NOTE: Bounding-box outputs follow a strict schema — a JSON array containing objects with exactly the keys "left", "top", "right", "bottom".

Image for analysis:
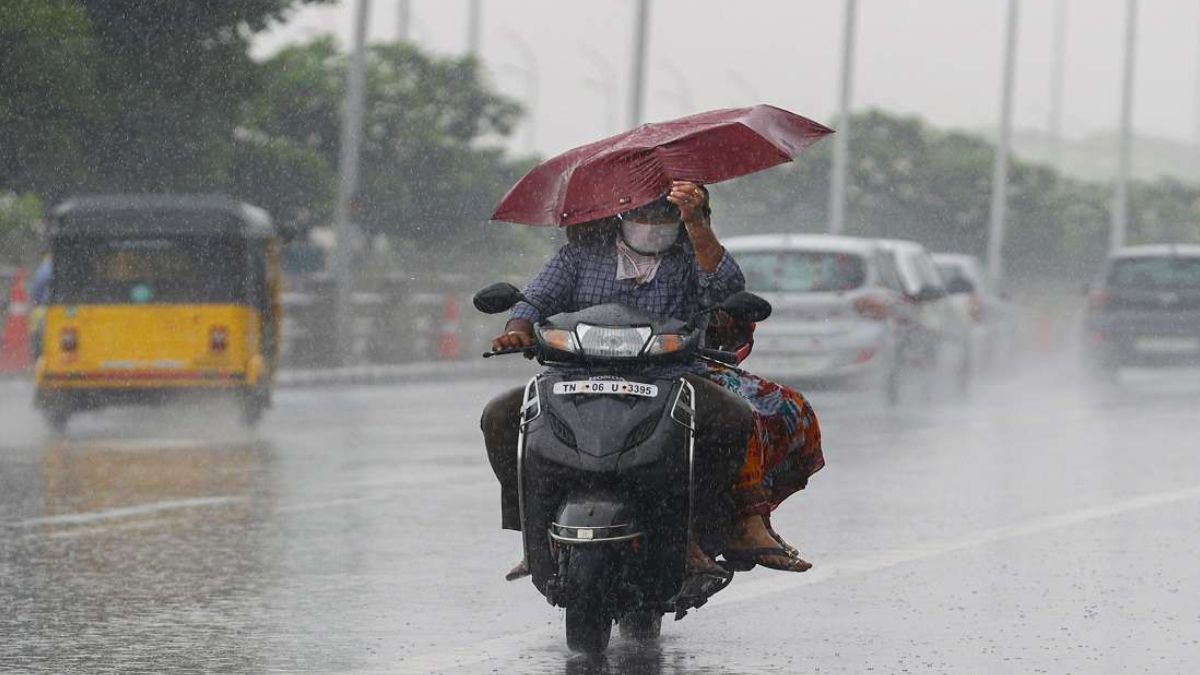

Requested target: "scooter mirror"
[
  {"left": 473, "top": 282, "right": 525, "bottom": 314},
  {"left": 719, "top": 292, "right": 772, "bottom": 322}
]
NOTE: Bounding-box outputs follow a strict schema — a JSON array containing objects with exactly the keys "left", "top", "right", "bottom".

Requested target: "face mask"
[{"left": 619, "top": 220, "right": 681, "bottom": 255}]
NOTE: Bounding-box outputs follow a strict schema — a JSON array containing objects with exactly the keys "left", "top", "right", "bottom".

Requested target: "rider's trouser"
[{"left": 480, "top": 374, "right": 752, "bottom": 542}]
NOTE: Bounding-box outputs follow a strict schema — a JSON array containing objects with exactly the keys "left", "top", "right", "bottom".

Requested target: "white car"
[
  {"left": 723, "top": 234, "right": 905, "bottom": 392},
  {"left": 931, "top": 253, "right": 1016, "bottom": 373},
  {"left": 875, "top": 239, "right": 974, "bottom": 396}
]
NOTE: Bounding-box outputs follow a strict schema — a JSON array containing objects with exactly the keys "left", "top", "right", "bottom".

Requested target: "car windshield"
[
  {"left": 935, "top": 262, "right": 967, "bottom": 282},
  {"left": 1107, "top": 256, "right": 1200, "bottom": 291},
  {"left": 738, "top": 250, "right": 867, "bottom": 293},
  {"left": 53, "top": 236, "right": 245, "bottom": 304}
]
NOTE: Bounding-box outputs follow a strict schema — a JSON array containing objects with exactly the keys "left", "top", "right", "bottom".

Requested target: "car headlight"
[
  {"left": 538, "top": 327, "right": 580, "bottom": 353},
  {"left": 575, "top": 324, "right": 652, "bottom": 358},
  {"left": 643, "top": 333, "right": 688, "bottom": 356}
]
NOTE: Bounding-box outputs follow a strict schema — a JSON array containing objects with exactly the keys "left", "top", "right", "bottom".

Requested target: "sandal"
[
  {"left": 764, "top": 515, "right": 800, "bottom": 558},
  {"left": 504, "top": 560, "right": 531, "bottom": 581},
  {"left": 720, "top": 547, "right": 812, "bottom": 573}
]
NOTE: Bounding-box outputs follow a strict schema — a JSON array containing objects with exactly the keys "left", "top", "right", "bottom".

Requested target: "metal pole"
[
  {"left": 656, "top": 60, "right": 695, "bottom": 116},
  {"left": 333, "top": 0, "right": 372, "bottom": 366},
  {"left": 1047, "top": 0, "right": 1067, "bottom": 169},
  {"left": 828, "top": 0, "right": 857, "bottom": 235},
  {"left": 467, "top": 0, "right": 482, "bottom": 55},
  {"left": 1111, "top": 0, "right": 1138, "bottom": 252},
  {"left": 397, "top": 0, "right": 410, "bottom": 42},
  {"left": 504, "top": 31, "right": 539, "bottom": 153},
  {"left": 1196, "top": 2, "right": 1200, "bottom": 147},
  {"left": 580, "top": 46, "right": 619, "bottom": 135},
  {"left": 628, "top": 0, "right": 650, "bottom": 128},
  {"left": 986, "top": 0, "right": 1019, "bottom": 289}
]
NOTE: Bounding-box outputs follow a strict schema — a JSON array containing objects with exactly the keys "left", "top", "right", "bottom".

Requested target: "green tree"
[
  {"left": 0, "top": 193, "right": 46, "bottom": 267},
  {"left": 242, "top": 39, "right": 533, "bottom": 264},
  {"left": 720, "top": 109, "right": 1200, "bottom": 289},
  {"left": 0, "top": 0, "right": 330, "bottom": 200},
  {"left": 0, "top": 1, "right": 97, "bottom": 196}
]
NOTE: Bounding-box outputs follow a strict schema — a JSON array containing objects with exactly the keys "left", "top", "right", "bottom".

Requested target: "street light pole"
[
  {"left": 1195, "top": 3, "right": 1200, "bottom": 147},
  {"left": 580, "top": 46, "right": 619, "bottom": 136},
  {"left": 828, "top": 0, "right": 857, "bottom": 235},
  {"left": 333, "top": 0, "right": 372, "bottom": 365},
  {"left": 1111, "top": 0, "right": 1138, "bottom": 253},
  {"left": 628, "top": 0, "right": 651, "bottom": 128},
  {"left": 503, "top": 30, "right": 539, "bottom": 153},
  {"left": 986, "top": 0, "right": 1019, "bottom": 289},
  {"left": 1047, "top": 0, "right": 1067, "bottom": 169},
  {"left": 467, "top": 0, "right": 482, "bottom": 55},
  {"left": 397, "top": 0, "right": 410, "bottom": 42},
  {"left": 655, "top": 60, "right": 695, "bottom": 116}
]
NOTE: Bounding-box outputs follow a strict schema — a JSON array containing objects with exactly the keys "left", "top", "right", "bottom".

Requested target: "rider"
[{"left": 481, "top": 181, "right": 824, "bottom": 577}]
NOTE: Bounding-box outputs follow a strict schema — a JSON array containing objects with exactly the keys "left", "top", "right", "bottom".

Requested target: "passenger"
[{"left": 481, "top": 181, "right": 825, "bottom": 578}]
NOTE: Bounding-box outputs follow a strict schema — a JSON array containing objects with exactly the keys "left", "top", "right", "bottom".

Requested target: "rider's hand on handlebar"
[{"left": 491, "top": 330, "right": 534, "bottom": 352}]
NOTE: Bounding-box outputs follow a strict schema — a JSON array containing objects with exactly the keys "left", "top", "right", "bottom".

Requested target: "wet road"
[{"left": 2, "top": 359, "right": 1199, "bottom": 674}]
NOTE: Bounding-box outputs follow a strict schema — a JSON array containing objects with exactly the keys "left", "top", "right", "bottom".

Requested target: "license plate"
[
  {"left": 1135, "top": 337, "right": 1200, "bottom": 354},
  {"left": 552, "top": 380, "right": 659, "bottom": 397}
]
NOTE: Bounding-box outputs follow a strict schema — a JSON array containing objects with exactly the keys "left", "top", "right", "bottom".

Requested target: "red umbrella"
[{"left": 491, "top": 104, "right": 833, "bottom": 226}]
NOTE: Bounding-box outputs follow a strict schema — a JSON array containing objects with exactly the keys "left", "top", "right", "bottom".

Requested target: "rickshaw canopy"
[{"left": 49, "top": 194, "right": 276, "bottom": 240}]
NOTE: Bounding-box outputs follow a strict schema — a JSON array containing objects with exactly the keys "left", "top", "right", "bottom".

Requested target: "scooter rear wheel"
[{"left": 564, "top": 547, "right": 613, "bottom": 654}]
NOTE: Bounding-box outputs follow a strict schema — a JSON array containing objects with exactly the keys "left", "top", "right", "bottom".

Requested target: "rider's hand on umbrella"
[{"left": 667, "top": 181, "right": 709, "bottom": 226}]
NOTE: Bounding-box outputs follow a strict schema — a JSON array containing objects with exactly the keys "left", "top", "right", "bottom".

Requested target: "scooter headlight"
[
  {"left": 643, "top": 333, "right": 688, "bottom": 356},
  {"left": 537, "top": 327, "right": 580, "bottom": 353},
  {"left": 575, "top": 324, "right": 652, "bottom": 358}
]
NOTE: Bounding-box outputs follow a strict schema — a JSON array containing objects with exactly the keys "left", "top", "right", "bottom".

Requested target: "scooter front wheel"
[
  {"left": 618, "top": 610, "right": 662, "bottom": 641},
  {"left": 564, "top": 547, "right": 613, "bottom": 654}
]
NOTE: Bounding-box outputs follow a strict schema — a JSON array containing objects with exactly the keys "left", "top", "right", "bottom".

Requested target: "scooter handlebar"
[
  {"left": 699, "top": 348, "right": 740, "bottom": 366},
  {"left": 482, "top": 347, "right": 536, "bottom": 358}
]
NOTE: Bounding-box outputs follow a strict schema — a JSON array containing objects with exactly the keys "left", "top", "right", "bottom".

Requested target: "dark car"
[{"left": 1083, "top": 245, "right": 1200, "bottom": 377}]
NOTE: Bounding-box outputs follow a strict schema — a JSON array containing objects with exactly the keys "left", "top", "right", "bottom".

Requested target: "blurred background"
[
  {"left": 5, "top": 3, "right": 1200, "bottom": 672},
  {"left": 4, "top": 0, "right": 1200, "bottom": 367}
]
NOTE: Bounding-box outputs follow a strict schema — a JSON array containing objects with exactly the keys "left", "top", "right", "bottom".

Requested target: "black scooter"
[{"left": 475, "top": 283, "right": 771, "bottom": 654}]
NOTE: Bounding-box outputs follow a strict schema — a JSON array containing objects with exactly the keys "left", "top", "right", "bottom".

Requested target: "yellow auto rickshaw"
[{"left": 34, "top": 195, "right": 283, "bottom": 431}]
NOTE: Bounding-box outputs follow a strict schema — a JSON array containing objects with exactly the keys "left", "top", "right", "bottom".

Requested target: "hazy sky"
[{"left": 253, "top": 0, "right": 1200, "bottom": 157}]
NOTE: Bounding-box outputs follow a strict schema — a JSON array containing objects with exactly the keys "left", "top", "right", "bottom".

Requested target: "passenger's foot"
[
  {"left": 504, "top": 560, "right": 530, "bottom": 581},
  {"left": 764, "top": 514, "right": 800, "bottom": 558},
  {"left": 687, "top": 541, "right": 728, "bottom": 576},
  {"left": 725, "top": 515, "right": 812, "bottom": 573}
]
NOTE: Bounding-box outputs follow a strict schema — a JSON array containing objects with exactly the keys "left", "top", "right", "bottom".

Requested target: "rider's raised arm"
[
  {"left": 696, "top": 247, "right": 746, "bottom": 306},
  {"left": 509, "top": 244, "right": 578, "bottom": 327}
]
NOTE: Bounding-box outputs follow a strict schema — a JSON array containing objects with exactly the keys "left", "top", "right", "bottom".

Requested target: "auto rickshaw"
[{"left": 34, "top": 195, "right": 284, "bottom": 431}]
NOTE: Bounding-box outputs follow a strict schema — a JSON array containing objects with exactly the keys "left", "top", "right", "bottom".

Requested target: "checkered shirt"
[{"left": 510, "top": 230, "right": 745, "bottom": 325}]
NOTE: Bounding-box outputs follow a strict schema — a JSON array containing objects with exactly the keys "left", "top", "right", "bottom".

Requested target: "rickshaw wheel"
[
  {"left": 43, "top": 407, "right": 71, "bottom": 434},
  {"left": 239, "top": 390, "right": 268, "bottom": 428}
]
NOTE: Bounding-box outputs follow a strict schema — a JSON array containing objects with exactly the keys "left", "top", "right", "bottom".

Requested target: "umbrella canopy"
[{"left": 491, "top": 104, "right": 833, "bottom": 227}]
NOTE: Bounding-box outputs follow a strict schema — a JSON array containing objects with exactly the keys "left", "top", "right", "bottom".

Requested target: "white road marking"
[
  {"left": 44, "top": 517, "right": 173, "bottom": 540},
  {"left": 710, "top": 483, "right": 1200, "bottom": 608},
  {"left": 3, "top": 479, "right": 495, "bottom": 537},
  {"left": 8, "top": 496, "right": 245, "bottom": 528},
  {"left": 381, "top": 483, "right": 1200, "bottom": 675}
]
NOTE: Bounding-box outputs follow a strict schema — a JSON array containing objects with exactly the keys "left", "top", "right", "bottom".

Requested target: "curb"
[
  {"left": 0, "top": 360, "right": 535, "bottom": 395},
  {"left": 274, "top": 360, "right": 522, "bottom": 388}
]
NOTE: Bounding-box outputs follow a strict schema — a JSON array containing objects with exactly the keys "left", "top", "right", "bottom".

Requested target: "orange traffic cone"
[
  {"left": 437, "top": 294, "right": 463, "bottom": 360},
  {"left": 1035, "top": 309, "right": 1057, "bottom": 356},
  {"left": 0, "top": 269, "right": 32, "bottom": 372}
]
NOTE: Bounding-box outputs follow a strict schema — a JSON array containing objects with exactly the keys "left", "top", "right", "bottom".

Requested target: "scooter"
[{"left": 474, "top": 282, "right": 771, "bottom": 654}]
